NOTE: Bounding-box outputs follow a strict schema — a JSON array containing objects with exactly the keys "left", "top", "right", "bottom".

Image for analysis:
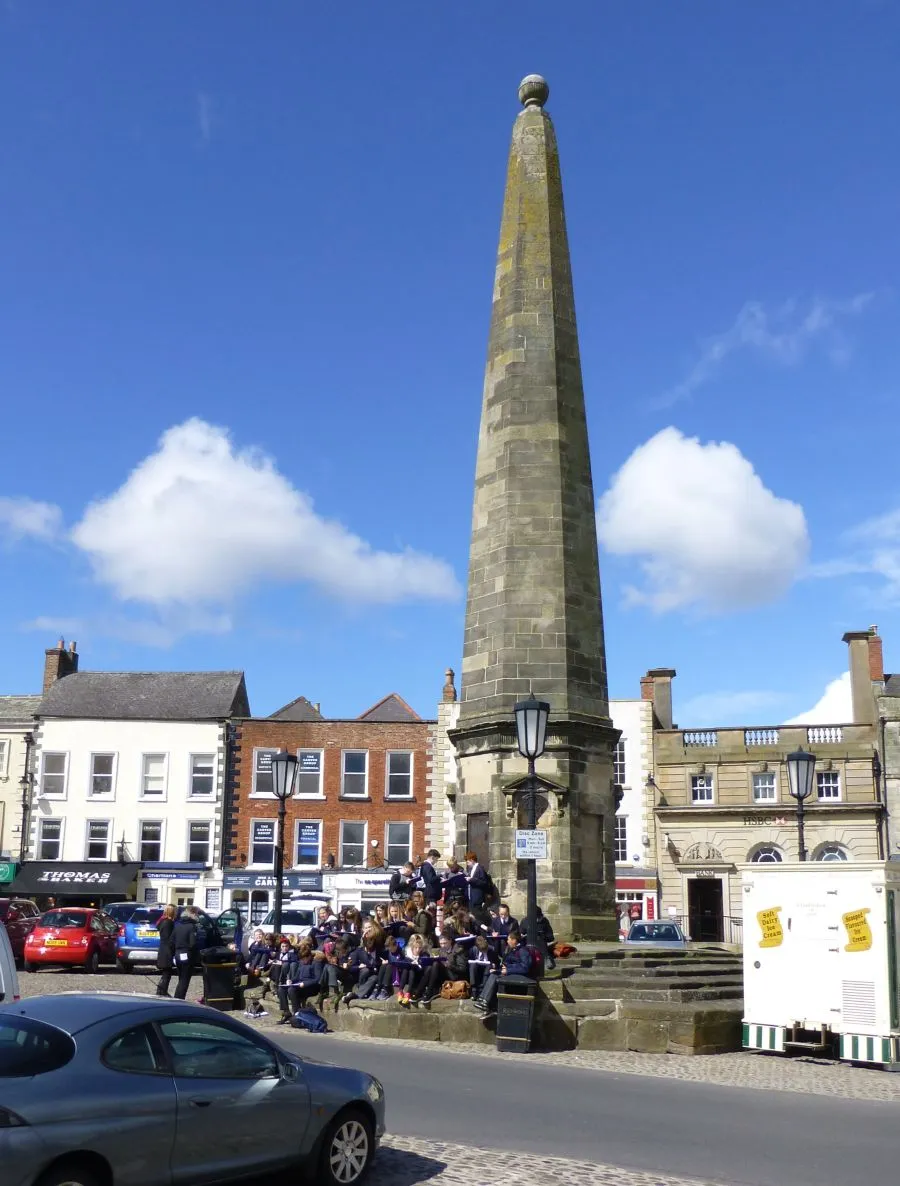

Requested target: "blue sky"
[{"left": 1, "top": 3, "right": 899, "bottom": 725}]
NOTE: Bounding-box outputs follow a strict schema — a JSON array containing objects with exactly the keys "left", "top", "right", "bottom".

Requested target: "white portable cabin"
[{"left": 741, "top": 860, "right": 900, "bottom": 1066}]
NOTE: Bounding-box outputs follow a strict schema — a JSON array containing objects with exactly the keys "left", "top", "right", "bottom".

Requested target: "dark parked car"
[
  {"left": 0, "top": 899, "right": 41, "bottom": 963},
  {"left": 102, "top": 902, "right": 142, "bottom": 926},
  {"left": 1, "top": 994, "right": 384, "bottom": 1186},
  {"left": 117, "top": 906, "right": 242, "bottom": 972}
]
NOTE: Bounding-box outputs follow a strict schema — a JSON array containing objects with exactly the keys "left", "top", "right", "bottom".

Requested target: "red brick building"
[{"left": 222, "top": 693, "right": 434, "bottom": 921}]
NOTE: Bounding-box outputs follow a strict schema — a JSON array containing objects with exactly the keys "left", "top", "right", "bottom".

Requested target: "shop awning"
[{"left": 8, "top": 862, "right": 141, "bottom": 896}]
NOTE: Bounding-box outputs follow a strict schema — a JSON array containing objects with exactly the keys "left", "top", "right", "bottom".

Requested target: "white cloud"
[
  {"left": 784, "top": 672, "right": 852, "bottom": 725},
  {"left": 23, "top": 610, "right": 232, "bottom": 649},
  {"left": 70, "top": 417, "right": 459, "bottom": 608},
  {"left": 596, "top": 427, "right": 809, "bottom": 612},
  {"left": 655, "top": 293, "right": 873, "bottom": 409},
  {"left": 811, "top": 508, "right": 900, "bottom": 602},
  {"left": 0, "top": 496, "right": 62, "bottom": 542}
]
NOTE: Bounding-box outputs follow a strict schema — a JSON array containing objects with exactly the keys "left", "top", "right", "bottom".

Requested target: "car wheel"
[
  {"left": 35, "top": 1162, "right": 101, "bottom": 1186},
  {"left": 22, "top": 960, "right": 35, "bottom": 973},
  {"left": 318, "top": 1108, "right": 374, "bottom": 1185},
  {"left": 85, "top": 949, "right": 100, "bottom": 974},
  {"left": 116, "top": 958, "right": 132, "bottom": 974}
]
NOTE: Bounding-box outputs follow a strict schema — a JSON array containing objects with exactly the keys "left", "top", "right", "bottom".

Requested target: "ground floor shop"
[
  {"left": 7, "top": 860, "right": 141, "bottom": 908},
  {"left": 656, "top": 806, "right": 883, "bottom": 942},
  {"left": 615, "top": 868, "right": 659, "bottom": 935}
]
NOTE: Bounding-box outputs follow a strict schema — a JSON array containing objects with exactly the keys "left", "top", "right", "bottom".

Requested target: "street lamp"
[
  {"left": 18, "top": 773, "right": 33, "bottom": 865},
  {"left": 513, "top": 694, "right": 550, "bottom": 954},
  {"left": 786, "top": 748, "right": 816, "bottom": 862},
  {"left": 270, "top": 749, "right": 298, "bottom": 937}
]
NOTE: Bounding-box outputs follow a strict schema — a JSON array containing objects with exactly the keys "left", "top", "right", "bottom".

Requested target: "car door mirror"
[{"left": 281, "top": 1059, "right": 301, "bottom": 1082}]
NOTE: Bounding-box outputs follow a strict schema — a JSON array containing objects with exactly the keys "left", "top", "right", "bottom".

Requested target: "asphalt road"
[{"left": 275, "top": 1033, "right": 899, "bottom": 1186}]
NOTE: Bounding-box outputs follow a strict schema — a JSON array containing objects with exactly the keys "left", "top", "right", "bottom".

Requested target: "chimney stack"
[
  {"left": 442, "top": 668, "right": 458, "bottom": 704},
  {"left": 43, "top": 638, "right": 79, "bottom": 695},
  {"left": 842, "top": 627, "right": 882, "bottom": 725},
  {"left": 642, "top": 668, "right": 676, "bottom": 730}
]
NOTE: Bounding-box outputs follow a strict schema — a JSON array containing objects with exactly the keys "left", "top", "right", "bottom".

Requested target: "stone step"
[
  {"left": 565, "top": 980, "right": 743, "bottom": 999},
  {"left": 582, "top": 964, "right": 741, "bottom": 980},
  {"left": 570, "top": 972, "right": 743, "bottom": 989}
]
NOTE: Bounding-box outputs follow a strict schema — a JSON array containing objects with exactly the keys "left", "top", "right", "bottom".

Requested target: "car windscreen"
[
  {"left": 0, "top": 1017, "right": 76, "bottom": 1077},
  {"left": 39, "top": 911, "right": 89, "bottom": 929},
  {"left": 261, "top": 910, "right": 314, "bottom": 928}
]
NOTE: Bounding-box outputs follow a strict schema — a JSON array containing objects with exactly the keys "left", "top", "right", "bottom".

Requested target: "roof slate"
[
  {"left": 357, "top": 693, "right": 422, "bottom": 723},
  {"left": 38, "top": 672, "right": 249, "bottom": 721},
  {"left": 0, "top": 695, "right": 40, "bottom": 723},
  {"left": 269, "top": 695, "right": 324, "bottom": 722}
]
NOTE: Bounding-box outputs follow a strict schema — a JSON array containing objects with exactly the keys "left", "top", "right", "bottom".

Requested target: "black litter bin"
[
  {"left": 201, "top": 947, "right": 238, "bottom": 1012},
  {"left": 495, "top": 974, "right": 537, "bottom": 1053}
]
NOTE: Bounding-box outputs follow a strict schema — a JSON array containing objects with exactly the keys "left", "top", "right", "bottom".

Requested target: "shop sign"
[
  {"left": 222, "top": 870, "right": 323, "bottom": 892},
  {"left": 300, "top": 752, "right": 320, "bottom": 773},
  {"left": 742, "top": 814, "right": 789, "bottom": 827},
  {"left": 0, "top": 861, "right": 16, "bottom": 884},
  {"left": 325, "top": 873, "right": 391, "bottom": 890},
  {"left": 37, "top": 870, "right": 112, "bottom": 885},
  {"left": 141, "top": 872, "right": 198, "bottom": 883},
  {"left": 693, "top": 869, "right": 720, "bottom": 879}
]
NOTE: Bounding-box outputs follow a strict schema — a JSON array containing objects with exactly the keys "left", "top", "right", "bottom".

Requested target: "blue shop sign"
[{"left": 222, "top": 870, "right": 323, "bottom": 892}]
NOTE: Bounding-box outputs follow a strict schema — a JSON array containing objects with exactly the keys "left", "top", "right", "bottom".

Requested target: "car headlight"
[{"left": 365, "top": 1079, "right": 384, "bottom": 1103}]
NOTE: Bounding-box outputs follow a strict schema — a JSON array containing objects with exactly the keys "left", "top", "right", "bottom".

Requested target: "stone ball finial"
[{"left": 518, "top": 74, "right": 549, "bottom": 110}]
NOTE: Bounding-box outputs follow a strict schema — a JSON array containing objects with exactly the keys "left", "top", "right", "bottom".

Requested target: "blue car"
[{"left": 116, "top": 906, "right": 242, "bottom": 972}]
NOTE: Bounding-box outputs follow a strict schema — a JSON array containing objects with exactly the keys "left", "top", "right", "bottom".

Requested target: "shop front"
[
  {"left": 8, "top": 861, "right": 140, "bottom": 908},
  {"left": 322, "top": 871, "right": 393, "bottom": 915},
  {"left": 138, "top": 862, "right": 210, "bottom": 908},
  {"left": 222, "top": 870, "right": 324, "bottom": 925},
  {"left": 615, "top": 868, "right": 659, "bottom": 936},
  {"left": 0, "top": 861, "right": 17, "bottom": 889}
]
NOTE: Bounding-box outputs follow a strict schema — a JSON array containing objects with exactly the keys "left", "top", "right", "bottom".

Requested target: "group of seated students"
[{"left": 243, "top": 883, "right": 554, "bottom": 1024}]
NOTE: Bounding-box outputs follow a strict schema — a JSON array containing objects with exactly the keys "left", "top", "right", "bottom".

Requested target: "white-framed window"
[
  {"left": 816, "top": 843, "right": 849, "bottom": 862},
  {"left": 385, "top": 821, "right": 412, "bottom": 867},
  {"left": 140, "top": 754, "right": 167, "bottom": 799},
  {"left": 614, "top": 815, "right": 628, "bottom": 862},
  {"left": 750, "top": 845, "right": 783, "bottom": 864},
  {"left": 339, "top": 820, "right": 366, "bottom": 867},
  {"left": 139, "top": 821, "right": 164, "bottom": 863},
  {"left": 252, "top": 749, "right": 277, "bottom": 796},
  {"left": 189, "top": 754, "right": 216, "bottom": 798},
  {"left": 205, "top": 887, "right": 222, "bottom": 912},
  {"left": 386, "top": 752, "right": 413, "bottom": 799},
  {"left": 143, "top": 887, "right": 159, "bottom": 905},
  {"left": 691, "top": 774, "right": 714, "bottom": 804},
  {"left": 342, "top": 751, "right": 368, "bottom": 798},
  {"left": 85, "top": 820, "right": 111, "bottom": 861},
  {"left": 295, "top": 820, "right": 322, "bottom": 868},
  {"left": 296, "top": 750, "right": 324, "bottom": 797},
  {"left": 40, "top": 752, "right": 68, "bottom": 798},
  {"left": 0, "top": 738, "right": 8, "bottom": 777},
  {"left": 88, "top": 753, "right": 116, "bottom": 798},
  {"left": 817, "top": 771, "right": 841, "bottom": 801},
  {"left": 38, "top": 817, "right": 63, "bottom": 860},
  {"left": 188, "top": 821, "right": 212, "bottom": 865},
  {"left": 613, "top": 739, "right": 626, "bottom": 786},
  {"left": 752, "top": 772, "right": 777, "bottom": 802},
  {"left": 250, "top": 819, "right": 276, "bottom": 867}
]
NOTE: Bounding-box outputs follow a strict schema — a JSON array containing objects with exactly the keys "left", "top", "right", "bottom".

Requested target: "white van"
[
  {"left": 0, "top": 923, "right": 21, "bottom": 1005},
  {"left": 239, "top": 896, "right": 332, "bottom": 956}
]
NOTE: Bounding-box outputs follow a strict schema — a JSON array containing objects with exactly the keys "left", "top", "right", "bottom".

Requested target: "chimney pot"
[
  {"left": 443, "top": 668, "right": 458, "bottom": 703},
  {"left": 43, "top": 638, "right": 79, "bottom": 696}
]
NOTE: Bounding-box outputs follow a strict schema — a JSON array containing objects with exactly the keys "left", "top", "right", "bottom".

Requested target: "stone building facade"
[{"left": 648, "top": 633, "right": 885, "bottom": 943}]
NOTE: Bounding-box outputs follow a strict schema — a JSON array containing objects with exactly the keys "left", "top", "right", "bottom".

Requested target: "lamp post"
[
  {"left": 513, "top": 694, "right": 550, "bottom": 954},
  {"left": 786, "top": 748, "right": 816, "bottom": 862},
  {"left": 270, "top": 749, "right": 298, "bottom": 937},
  {"left": 18, "top": 773, "right": 33, "bottom": 865}
]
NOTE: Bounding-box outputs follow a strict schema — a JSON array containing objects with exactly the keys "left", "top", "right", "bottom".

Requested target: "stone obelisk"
[{"left": 449, "top": 75, "right": 618, "bottom": 939}]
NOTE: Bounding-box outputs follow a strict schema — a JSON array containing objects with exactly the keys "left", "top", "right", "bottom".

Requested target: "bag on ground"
[
  {"left": 291, "top": 1008, "right": 329, "bottom": 1033},
  {"left": 440, "top": 980, "right": 471, "bottom": 1000}
]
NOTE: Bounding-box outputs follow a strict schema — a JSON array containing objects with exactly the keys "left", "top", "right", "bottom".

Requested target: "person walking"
[
  {"left": 155, "top": 904, "right": 177, "bottom": 997},
  {"left": 172, "top": 906, "right": 200, "bottom": 1000}
]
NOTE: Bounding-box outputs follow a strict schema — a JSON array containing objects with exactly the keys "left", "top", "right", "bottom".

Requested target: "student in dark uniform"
[
  {"left": 171, "top": 906, "right": 200, "bottom": 1000},
  {"left": 155, "top": 904, "right": 177, "bottom": 997}
]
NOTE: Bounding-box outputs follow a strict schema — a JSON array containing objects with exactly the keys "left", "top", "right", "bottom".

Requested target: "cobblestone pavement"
[
  {"left": 370, "top": 1137, "right": 725, "bottom": 1186},
  {"left": 18, "top": 967, "right": 900, "bottom": 1104}
]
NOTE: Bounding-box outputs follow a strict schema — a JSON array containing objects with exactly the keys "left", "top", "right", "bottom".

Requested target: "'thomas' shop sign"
[{"left": 37, "top": 870, "right": 112, "bottom": 885}]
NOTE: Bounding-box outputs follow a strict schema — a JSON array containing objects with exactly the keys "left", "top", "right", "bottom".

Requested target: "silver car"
[
  {"left": 1, "top": 993, "right": 385, "bottom": 1186},
  {"left": 624, "top": 921, "right": 688, "bottom": 949}
]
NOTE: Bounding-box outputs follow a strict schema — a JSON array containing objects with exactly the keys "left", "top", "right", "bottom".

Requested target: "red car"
[
  {"left": 0, "top": 897, "right": 41, "bottom": 963},
  {"left": 23, "top": 907, "right": 119, "bottom": 973}
]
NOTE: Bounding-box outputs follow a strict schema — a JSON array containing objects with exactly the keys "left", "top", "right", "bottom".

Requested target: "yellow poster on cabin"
[
  {"left": 757, "top": 907, "right": 783, "bottom": 948},
  {"left": 842, "top": 908, "right": 872, "bottom": 952}
]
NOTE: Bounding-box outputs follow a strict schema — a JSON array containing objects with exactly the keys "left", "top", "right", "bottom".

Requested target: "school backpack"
[
  {"left": 440, "top": 980, "right": 471, "bottom": 1000},
  {"left": 291, "top": 1008, "right": 329, "bottom": 1034},
  {"left": 526, "top": 945, "right": 545, "bottom": 980}
]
